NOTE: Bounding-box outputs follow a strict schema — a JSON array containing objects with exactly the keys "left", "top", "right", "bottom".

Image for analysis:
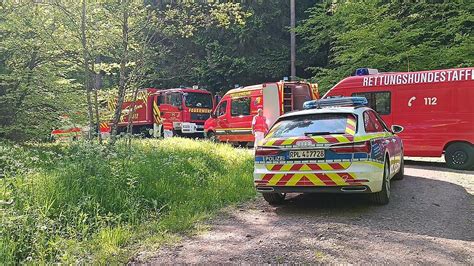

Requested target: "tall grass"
[{"left": 0, "top": 138, "right": 255, "bottom": 263}]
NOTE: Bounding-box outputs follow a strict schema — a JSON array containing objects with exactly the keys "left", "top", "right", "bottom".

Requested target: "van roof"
[
  {"left": 280, "top": 106, "right": 368, "bottom": 119},
  {"left": 325, "top": 67, "right": 473, "bottom": 96},
  {"left": 143, "top": 87, "right": 211, "bottom": 94},
  {"left": 225, "top": 81, "right": 311, "bottom": 95}
]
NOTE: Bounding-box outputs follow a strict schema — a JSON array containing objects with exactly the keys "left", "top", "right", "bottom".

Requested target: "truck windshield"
[
  {"left": 185, "top": 92, "right": 213, "bottom": 108},
  {"left": 269, "top": 113, "right": 355, "bottom": 138}
]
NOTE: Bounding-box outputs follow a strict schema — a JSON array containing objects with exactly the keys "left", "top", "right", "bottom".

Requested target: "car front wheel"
[
  {"left": 206, "top": 131, "right": 218, "bottom": 142},
  {"left": 392, "top": 154, "right": 404, "bottom": 180},
  {"left": 371, "top": 161, "right": 390, "bottom": 205}
]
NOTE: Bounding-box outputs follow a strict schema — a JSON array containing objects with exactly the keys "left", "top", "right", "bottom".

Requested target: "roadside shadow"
[
  {"left": 404, "top": 159, "right": 473, "bottom": 173},
  {"left": 273, "top": 175, "right": 474, "bottom": 242}
]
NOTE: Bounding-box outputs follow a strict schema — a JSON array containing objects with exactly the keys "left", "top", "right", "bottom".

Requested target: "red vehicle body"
[
  {"left": 116, "top": 87, "right": 214, "bottom": 137},
  {"left": 324, "top": 67, "right": 474, "bottom": 169},
  {"left": 51, "top": 127, "right": 82, "bottom": 142},
  {"left": 204, "top": 81, "right": 319, "bottom": 145}
]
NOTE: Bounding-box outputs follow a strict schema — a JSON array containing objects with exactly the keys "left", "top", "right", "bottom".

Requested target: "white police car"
[{"left": 254, "top": 97, "right": 404, "bottom": 205}]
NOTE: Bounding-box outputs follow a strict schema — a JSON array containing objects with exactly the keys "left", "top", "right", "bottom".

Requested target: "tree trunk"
[
  {"left": 94, "top": 87, "right": 102, "bottom": 144},
  {"left": 110, "top": 0, "right": 129, "bottom": 146},
  {"left": 93, "top": 57, "right": 102, "bottom": 144},
  {"left": 81, "top": 0, "right": 94, "bottom": 141}
]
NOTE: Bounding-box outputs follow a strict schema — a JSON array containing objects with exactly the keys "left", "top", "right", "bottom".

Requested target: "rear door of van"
[{"left": 263, "top": 83, "right": 281, "bottom": 127}]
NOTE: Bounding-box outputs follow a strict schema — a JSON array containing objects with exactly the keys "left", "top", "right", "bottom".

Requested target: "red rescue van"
[
  {"left": 204, "top": 81, "right": 319, "bottom": 145},
  {"left": 324, "top": 67, "right": 474, "bottom": 170},
  {"left": 115, "top": 87, "right": 214, "bottom": 137}
]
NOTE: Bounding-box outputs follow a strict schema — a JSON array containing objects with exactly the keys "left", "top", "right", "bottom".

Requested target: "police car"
[{"left": 254, "top": 97, "right": 404, "bottom": 205}]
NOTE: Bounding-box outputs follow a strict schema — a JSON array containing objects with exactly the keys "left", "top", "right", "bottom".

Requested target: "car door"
[
  {"left": 215, "top": 100, "right": 229, "bottom": 141},
  {"left": 228, "top": 96, "right": 253, "bottom": 142},
  {"left": 161, "top": 92, "right": 183, "bottom": 128},
  {"left": 365, "top": 110, "right": 401, "bottom": 174}
]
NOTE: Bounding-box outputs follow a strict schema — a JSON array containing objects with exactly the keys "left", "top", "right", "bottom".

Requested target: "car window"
[
  {"left": 217, "top": 101, "right": 227, "bottom": 116},
  {"left": 269, "top": 113, "right": 355, "bottom": 138},
  {"left": 157, "top": 94, "right": 164, "bottom": 105},
  {"left": 231, "top": 97, "right": 251, "bottom": 116},
  {"left": 166, "top": 93, "right": 182, "bottom": 107},
  {"left": 352, "top": 91, "right": 391, "bottom": 115},
  {"left": 375, "top": 92, "right": 391, "bottom": 115},
  {"left": 373, "top": 111, "right": 390, "bottom": 132},
  {"left": 364, "top": 110, "right": 385, "bottom": 133},
  {"left": 184, "top": 92, "right": 213, "bottom": 108}
]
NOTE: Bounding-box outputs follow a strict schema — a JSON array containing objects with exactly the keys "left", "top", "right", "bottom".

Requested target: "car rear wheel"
[
  {"left": 371, "top": 161, "right": 390, "bottom": 205},
  {"left": 237, "top": 142, "right": 248, "bottom": 148},
  {"left": 392, "top": 154, "right": 404, "bottom": 180},
  {"left": 207, "top": 131, "right": 218, "bottom": 142},
  {"left": 262, "top": 192, "right": 285, "bottom": 205},
  {"left": 445, "top": 142, "right": 474, "bottom": 170}
]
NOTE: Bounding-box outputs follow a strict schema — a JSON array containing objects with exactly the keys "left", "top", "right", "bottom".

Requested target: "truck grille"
[{"left": 191, "top": 113, "right": 210, "bottom": 121}]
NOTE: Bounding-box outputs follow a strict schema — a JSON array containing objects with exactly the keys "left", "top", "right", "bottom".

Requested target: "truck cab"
[
  {"left": 115, "top": 87, "right": 214, "bottom": 138},
  {"left": 158, "top": 88, "right": 214, "bottom": 137}
]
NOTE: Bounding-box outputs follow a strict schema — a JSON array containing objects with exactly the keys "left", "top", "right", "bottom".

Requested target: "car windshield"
[
  {"left": 185, "top": 92, "right": 213, "bottom": 108},
  {"left": 269, "top": 113, "right": 355, "bottom": 138}
]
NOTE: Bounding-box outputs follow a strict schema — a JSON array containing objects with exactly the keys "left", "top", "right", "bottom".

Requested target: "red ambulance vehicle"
[
  {"left": 115, "top": 87, "right": 214, "bottom": 137},
  {"left": 204, "top": 81, "right": 319, "bottom": 146},
  {"left": 324, "top": 67, "right": 474, "bottom": 170}
]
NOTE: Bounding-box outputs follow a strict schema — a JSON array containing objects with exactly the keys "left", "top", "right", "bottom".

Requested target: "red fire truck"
[
  {"left": 324, "top": 67, "right": 474, "bottom": 170},
  {"left": 115, "top": 87, "right": 215, "bottom": 137},
  {"left": 204, "top": 81, "right": 319, "bottom": 146}
]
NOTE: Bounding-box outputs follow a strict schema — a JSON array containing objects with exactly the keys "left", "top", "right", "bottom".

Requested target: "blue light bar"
[
  {"left": 355, "top": 68, "right": 379, "bottom": 76},
  {"left": 303, "top": 97, "right": 368, "bottom": 109}
]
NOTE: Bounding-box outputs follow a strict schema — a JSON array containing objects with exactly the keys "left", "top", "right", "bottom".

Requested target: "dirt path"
[{"left": 142, "top": 160, "right": 474, "bottom": 264}]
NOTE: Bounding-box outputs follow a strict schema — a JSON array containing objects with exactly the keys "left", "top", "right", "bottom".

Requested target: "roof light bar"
[
  {"left": 303, "top": 97, "right": 368, "bottom": 109},
  {"left": 355, "top": 68, "right": 379, "bottom": 76}
]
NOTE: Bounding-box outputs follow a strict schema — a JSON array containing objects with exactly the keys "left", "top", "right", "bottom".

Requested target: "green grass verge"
[{"left": 0, "top": 138, "right": 255, "bottom": 263}]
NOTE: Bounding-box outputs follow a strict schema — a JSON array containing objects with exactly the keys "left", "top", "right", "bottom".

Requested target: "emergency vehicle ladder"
[{"left": 283, "top": 86, "right": 293, "bottom": 113}]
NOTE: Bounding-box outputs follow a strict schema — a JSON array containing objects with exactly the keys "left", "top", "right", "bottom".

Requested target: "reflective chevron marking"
[{"left": 255, "top": 172, "right": 361, "bottom": 187}]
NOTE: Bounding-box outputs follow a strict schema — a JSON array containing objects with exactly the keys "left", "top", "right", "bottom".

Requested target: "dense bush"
[{"left": 0, "top": 138, "right": 255, "bottom": 263}]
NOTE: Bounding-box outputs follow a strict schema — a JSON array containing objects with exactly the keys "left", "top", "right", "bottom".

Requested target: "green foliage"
[
  {"left": 0, "top": 3, "right": 85, "bottom": 141},
  {"left": 0, "top": 139, "right": 255, "bottom": 263},
  {"left": 148, "top": 0, "right": 300, "bottom": 93},
  {"left": 0, "top": 1, "right": 252, "bottom": 142},
  {"left": 298, "top": 1, "right": 474, "bottom": 93}
]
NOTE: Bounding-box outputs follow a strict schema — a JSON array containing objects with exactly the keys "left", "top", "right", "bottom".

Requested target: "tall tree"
[
  {"left": 297, "top": 1, "right": 474, "bottom": 93},
  {"left": 81, "top": 0, "right": 94, "bottom": 140},
  {"left": 110, "top": 0, "right": 130, "bottom": 145}
]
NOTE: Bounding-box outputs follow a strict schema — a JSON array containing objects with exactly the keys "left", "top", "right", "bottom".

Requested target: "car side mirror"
[
  {"left": 210, "top": 112, "right": 217, "bottom": 119},
  {"left": 391, "top": 125, "right": 404, "bottom": 134}
]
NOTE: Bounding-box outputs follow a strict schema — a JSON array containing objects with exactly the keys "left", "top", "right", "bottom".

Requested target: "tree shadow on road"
[
  {"left": 404, "top": 159, "right": 473, "bottom": 174},
  {"left": 146, "top": 174, "right": 474, "bottom": 264},
  {"left": 273, "top": 175, "right": 473, "bottom": 242}
]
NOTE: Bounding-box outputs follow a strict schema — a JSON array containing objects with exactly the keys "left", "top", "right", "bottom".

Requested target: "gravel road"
[{"left": 143, "top": 159, "right": 474, "bottom": 264}]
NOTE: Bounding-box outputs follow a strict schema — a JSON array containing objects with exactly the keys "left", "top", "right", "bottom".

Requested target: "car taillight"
[
  {"left": 330, "top": 144, "right": 354, "bottom": 153},
  {"left": 330, "top": 141, "right": 371, "bottom": 154},
  {"left": 255, "top": 148, "right": 281, "bottom": 156},
  {"left": 353, "top": 141, "right": 371, "bottom": 153}
]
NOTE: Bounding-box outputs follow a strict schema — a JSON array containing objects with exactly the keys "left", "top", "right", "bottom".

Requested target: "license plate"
[{"left": 288, "top": 150, "right": 325, "bottom": 159}]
